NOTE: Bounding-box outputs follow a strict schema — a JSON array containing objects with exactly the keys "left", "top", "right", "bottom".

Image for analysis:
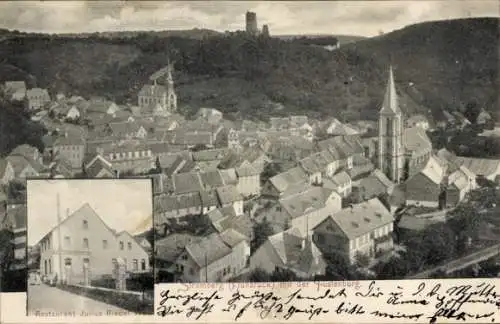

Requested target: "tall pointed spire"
[
  {"left": 379, "top": 65, "right": 400, "bottom": 115},
  {"left": 166, "top": 57, "right": 173, "bottom": 83}
]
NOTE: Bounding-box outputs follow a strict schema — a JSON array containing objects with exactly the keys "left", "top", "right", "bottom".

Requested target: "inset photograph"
[{"left": 27, "top": 179, "right": 154, "bottom": 315}]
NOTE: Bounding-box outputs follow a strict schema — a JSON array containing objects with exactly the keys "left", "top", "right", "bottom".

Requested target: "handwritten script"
[{"left": 155, "top": 279, "right": 500, "bottom": 323}]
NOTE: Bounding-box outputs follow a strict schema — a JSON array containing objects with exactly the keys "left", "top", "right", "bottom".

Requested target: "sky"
[
  {"left": 0, "top": 1, "right": 497, "bottom": 37},
  {"left": 27, "top": 179, "right": 153, "bottom": 246}
]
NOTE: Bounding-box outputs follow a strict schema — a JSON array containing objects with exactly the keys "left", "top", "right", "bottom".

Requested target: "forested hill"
[{"left": 0, "top": 17, "right": 497, "bottom": 121}]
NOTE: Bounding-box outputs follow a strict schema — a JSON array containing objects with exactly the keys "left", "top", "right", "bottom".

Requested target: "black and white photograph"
[
  {"left": 26, "top": 179, "right": 154, "bottom": 315},
  {"left": 0, "top": 0, "right": 496, "bottom": 295}
]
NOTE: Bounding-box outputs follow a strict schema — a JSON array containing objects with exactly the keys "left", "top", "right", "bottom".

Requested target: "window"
[
  {"left": 133, "top": 259, "right": 138, "bottom": 271},
  {"left": 128, "top": 242, "right": 132, "bottom": 250},
  {"left": 83, "top": 238, "right": 89, "bottom": 248},
  {"left": 119, "top": 241, "right": 124, "bottom": 250},
  {"left": 189, "top": 268, "right": 194, "bottom": 275},
  {"left": 64, "top": 258, "right": 72, "bottom": 266},
  {"left": 48, "top": 259, "right": 52, "bottom": 274},
  {"left": 124, "top": 258, "right": 127, "bottom": 270},
  {"left": 102, "top": 240, "right": 108, "bottom": 249},
  {"left": 141, "top": 259, "right": 146, "bottom": 270},
  {"left": 83, "top": 220, "right": 88, "bottom": 229},
  {"left": 64, "top": 236, "right": 71, "bottom": 247},
  {"left": 112, "top": 258, "right": 117, "bottom": 265}
]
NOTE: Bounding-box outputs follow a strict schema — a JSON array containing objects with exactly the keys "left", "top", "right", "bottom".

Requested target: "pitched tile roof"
[
  {"left": 269, "top": 167, "right": 308, "bottom": 194},
  {"left": 267, "top": 228, "right": 323, "bottom": 273},
  {"left": 216, "top": 185, "right": 243, "bottom": 205},
  {"left": 0, "top": 159, "right": 11, "bottom": 178},
  {"left": 3, "top": 204, "right": 27, "bottom": 230},
  {"left": 184, "top": 233, "right": 232, "bottom": 267},
  {"left": 10, "top": 144, "right": 39, "bottom": 159},
  {"left": 235, "top": 164, "right": 259, "bottom": 177},
  {"left": 219, "top": 228, "right": 247, "bottom": 248},
  {"left": 319, "top": 198, "right": 393, "bottom": 239},
  {"left": 417, "top": 155, "right": 446, "bottom": 185},
  {"left": 404, "top": 127, "right": 432, "bottom": 155},
  {"left": 172, "top": 172, "right": 203, "bottom": 194},
  {"left": 330, "top": 171, "right": 351, "bottom": 186},
  {"left": 156, "top": 233, "right": 199, "bottom": 262},
  {"left": 219, "top": 169, "right": 238, "bottom": 185},
  {"left": 279, "top": 187, "right": 336, "bottom": 219},
  {"left": 192, "top": 148, "right": 228, "bottom": 161},
  {"left": 453, "top": 157, "right": 500, "bottom": 177},
  {"left": 357, "top": 169, "right": 394, "bottom": 199},
  {"left": 200, "top": 170, "right": 225, "bottom": 189}
]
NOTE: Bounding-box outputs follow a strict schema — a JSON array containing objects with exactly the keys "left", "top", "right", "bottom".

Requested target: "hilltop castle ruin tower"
[
  {"left": 262, "top": 24, "right": 270, "bottom": 37},
  {"left": 246, "top": 11, "right": 258, "bottom": 35}
]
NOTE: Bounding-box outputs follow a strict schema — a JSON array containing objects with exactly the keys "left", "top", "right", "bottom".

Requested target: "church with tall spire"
[
  {"left": 138, "top": 58, "right": 178, "bottom": 116},
  {"left": 377, "top": 66, "right": 405, "bottom": 183}
]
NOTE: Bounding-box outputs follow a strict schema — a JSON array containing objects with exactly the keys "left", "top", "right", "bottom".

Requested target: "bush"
[{"left": 57, "top": 284, "right": 153, "bottom": 314}]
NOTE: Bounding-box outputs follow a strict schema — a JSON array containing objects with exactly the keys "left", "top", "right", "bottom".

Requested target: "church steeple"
[
  {"left": 379, "top": 65, "right": 400, "bottom": 115},
  {"left": 377, "top": 65, "right": 404, "bottom": 183}
]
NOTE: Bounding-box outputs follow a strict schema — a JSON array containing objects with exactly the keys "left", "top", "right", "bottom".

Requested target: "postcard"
[{"left": 0, "top": 1, "right": 499, "bottom": 324}]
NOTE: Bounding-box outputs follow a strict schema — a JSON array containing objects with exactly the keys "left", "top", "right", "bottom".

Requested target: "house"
[
  {"left": 325, "top": 171, "right": 352, "bottom": 198},
  {"left": 155, "top": 233, "right": 199, "bottom": 280},
  {"left": 406, "top": 114, "right": 430, "bottom": 130},
  {"left": 195, "top": 108, "right": 223, "bottom": 124},
  {"left": 266, "top": 135, "right": 314, "bottom": 161},
  {"left": 85, "top": 100, "right": 120, "bottom": 120},
  {"left": 262, "top": 167, "right": 309, "bottom": 199},
  {"left": 235, "top": 163, "right": 260, "bottom": 197},
  {"left": 298, "top": 155, "right": 323, "bottom": 185},
  {"left": 476, "top": 109, "right": 492, "bottom": 125},
  {"left": 52, "top": 133, "right": 86, "bottom": 170},
  {"left": 174, "top": 230, "right": 250, "bottom": 282},
  {"left": 10, "top": 144, "right": 42, "bottom": 164},
  {"left": 96, "top": 141, "right": 153, "bottom": 174},
  {"left": 5, "top": 155, "right": 43, "bottom": 180},
  {"left": 0, "top": 159, "right": 15, "bottom": 185},
  {"left": 405, "top": 155, "right": 446, "bottom": 208},
  {"left": 250, "top": 228, "right": 326, "bottom": 278},
  {"left": 38, "top": 203, "right": 151, "bottom": 285},
  {"left": 208, "top": 206, "right": 253, "bottom": 242},
  {"left": 355, "top": 169, "right": 394, "bottom": 203},
  {"left": 49, "top": 156, "right": 74, "bottom": 178},
  {"left": 2, "top": 204, "right": 27, "bottom": 261},
  {"left": 218, "top": 147, "right": 270, "bottom": 174},
  {"left": 83, "top": 154, "right": 116, "bottom": 178},
  {"left": 134, "top": 234, "right": 152, "bottom": 253},
  {"left": 192, "top": 148, "right": 229, "bottom": 171},
  {"left": 313, "top": 198, "right": 394, "bottom": 263},
  {"left": 65, "top": 105, "right": 81, "bottom": 120},
  {"left": 275, "top": 187, "right": 342, "bottom": 235},
  {"left": 317, "top": 118, "right": 359, "bottom": 137},
  {"left": 446, "top": 166, "right": 477, "bottom": 207},
  {"left": 216, "top": 185, "right": 244, "bottom": 216},
  {"left": 453, "top": 156, "right": 500, "bottom": 181},
  {"left": 103, "top": 122, "right": 148, "bottom": 140},
  {"left": 26, "top": 88, "right": 50, "bottom": 110},
  {"left": 4, "top": 81, "right": 26, "bottom": 101},
  {"left": 153, "top": 190, "right": 218, "bottom": 223}
]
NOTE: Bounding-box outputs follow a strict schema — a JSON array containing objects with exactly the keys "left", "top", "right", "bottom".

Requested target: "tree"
[
  {"left": 248, "top": 268, "right": 270, "bottom": 282},
  {"left": 322, "top": 251, "right": 365, "bottom": 280},
  {"left": 260, "top": 162, "right": 283, "bottom": 183},
  {"left": 270, "top": 267, "right": 299, "bottom": 282},
  {"left": 355, "top": 252, "right": 371, "bottom": 268},
  {"left": 251, "top": 218, "right": 274, "bottom": 253}
]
